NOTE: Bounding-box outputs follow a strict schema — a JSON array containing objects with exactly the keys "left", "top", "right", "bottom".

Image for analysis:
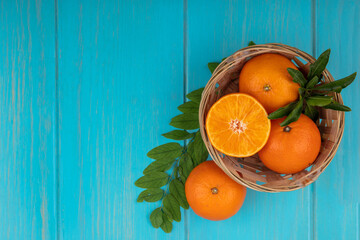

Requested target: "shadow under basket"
[{"left": 199, "top": 43, "right": 345, "bottom": 192}]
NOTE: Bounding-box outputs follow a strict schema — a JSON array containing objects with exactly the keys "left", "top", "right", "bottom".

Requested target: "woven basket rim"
[{"left": 199, "top": 43, "right": 345, "bottom": 192}]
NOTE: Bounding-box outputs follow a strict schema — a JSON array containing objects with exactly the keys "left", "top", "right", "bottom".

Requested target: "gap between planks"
[
  {"left": 54, "top": 0, "right": 61, "bottom": 239},
  {"left": 183, "top": 0, "right": 189, "bottom": 239}
]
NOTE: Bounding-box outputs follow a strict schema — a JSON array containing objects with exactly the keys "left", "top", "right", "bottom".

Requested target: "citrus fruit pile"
[
  {"left": 186, "top": 53, "right": 324, "bottom": 221},
  {"left": 206, "top": 53, "right": 322, "bottom": 174},
  {"left": 136, "top": 46, "right": 355, "bottom": 231}
]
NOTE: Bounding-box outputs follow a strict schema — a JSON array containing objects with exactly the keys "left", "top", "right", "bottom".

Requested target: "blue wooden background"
[{"left": 0, "top": 0, "right": 359, "bottom": 239}]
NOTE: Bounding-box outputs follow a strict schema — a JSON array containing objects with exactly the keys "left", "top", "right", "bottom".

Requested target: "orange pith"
[{"left": 205, "top": 93, "right": 271, "bottom": 157}]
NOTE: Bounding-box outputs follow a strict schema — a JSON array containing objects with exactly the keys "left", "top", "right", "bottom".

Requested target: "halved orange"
[{"left": 205, "top": 93, "right": 271, "bottom": 157}]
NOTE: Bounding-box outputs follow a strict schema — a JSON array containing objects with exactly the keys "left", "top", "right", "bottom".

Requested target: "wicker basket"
[{"left": 199, "top": 43, "right": 345, "bottom": 192}]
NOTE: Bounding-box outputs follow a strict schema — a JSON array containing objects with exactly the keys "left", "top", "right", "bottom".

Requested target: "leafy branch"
[
  {"left": 268, "top": 49, "right": 356, "bottom": 126},
  {"left": 135, "top": 89, "right": 209, "bottom": 233},
  {"left": 135, "top": 41, "right": 256, "bottom": 233}
]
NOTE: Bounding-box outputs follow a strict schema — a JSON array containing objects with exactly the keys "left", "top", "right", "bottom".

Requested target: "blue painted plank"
[
  {"left": 2, "top": 0, "right": 357, "bottom": 239},
  {"left": 0, "top": 0, "right": 56, "bottom": 239},
  {"left": 186, "top": 0, "right": 313, "bottom": 239},
  {"left": 57, "top": 0, "right": 185, "bottom": 239},
  {"left": 315, "top": 1, "right": 360, "bottom": 239}
]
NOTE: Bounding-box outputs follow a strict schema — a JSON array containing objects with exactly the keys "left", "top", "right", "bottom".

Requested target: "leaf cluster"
[
  {"left": 135, "top": 41, "right": 265, "bottom": 233},
  {"left": 268, "top": 49, "right": 355, "bottom": 126},
  {"left": 135, "top": 89, "right": 209, "bottom": 233}
]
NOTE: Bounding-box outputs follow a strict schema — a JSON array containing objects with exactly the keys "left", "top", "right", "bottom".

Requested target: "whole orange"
[
  {"left": 258, "top": 114, "right": 321, "bottom": 174},
  {"left": 185, "top": 161, "right": 246, "bottom": 221},
  {"left": 239, "top": 53, "right": 300, "bottom": 113}
]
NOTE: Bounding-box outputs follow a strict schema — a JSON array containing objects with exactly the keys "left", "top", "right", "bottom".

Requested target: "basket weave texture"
[{"left": 199, "top": 43, "right": 345, "bottom": 192}]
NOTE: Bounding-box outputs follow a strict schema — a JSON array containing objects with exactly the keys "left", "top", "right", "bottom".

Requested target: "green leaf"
[
  {"left": 280, "top": 99, "right": 303, "bottom": 127},
  {"left": 177, "top": 101, "right": 199, "bottom": 113},
  {"left": 310, "top": 92, "right": 327, "bottom": 97},
  {"left": 162, "top": 130, "right": 193, "bottom": 141},
  {"left": 179, "top": 170, "right": 186, "bottom": 183},
  {"left": 137, "top": 189, "right": 164, "bottom": 203},
  {"left": 208, "top": 62, "right": 220, "bottom": 74},
  {"left": 147, "top": 142, "right": 183, "bottom": 160},
  {"left": 186, "top": 88, "right": 204, "bottom": 103},
  {"left": 248, "top": 41, "right": 256, "bottom": 46},
  {"left": 299, "top": 88, "right": 306, "bottom": 97},
  {"left": 306, "top": 96, "right": 333, "bottom": 107},
  {"left": 170, "top": 113, "right": 199, "bottom": 130},
  {"left": 331, "top": 86, "right": 342, "bottom": 93},
  {"left": 143, "top": 160, "right": 174, "bottom": 175},
  {"left": 150, "top": 208, "right": 163, "bottom": 228},
  {"left": 268, "top": 102, "right": 297, "bottom": 120},
  {"left": 179, "top": 152, "right": 194, "bottom": 179},
  {"left": 164, "top": 212, "right": 173, "bottom": 223},
  {"left": 308, "top": 49, "right": 331, "bottom": 79},
  {"left": 162, "top": 194, "right": 181, "bottom": 222},
  {"left": 323, "top": 102, "right": 351, "bottom": 111},
  {"left": 187, "top": 131, "right": 208, "bottom": 166},
  {"left": 288, "top": 68, "right": 307, "bottom": 87},
  {"left": 170, "top": 179, "right": 189, "bottom": 209},
  {"left": 304, "top": 104, "right": 319, "bottom": 121},
  {"left": 134, "top": 172, "right": 169, "bottom": 188},
  {"left": 306, "top": 76, "right": 319, "bottom": 89},
  {"left": 173, "top": 166, "right": 180, "bottom": 179},
  {"left": 313, "top": 72, "right": 356, "bottom": 92},
  {"left": 160, "top": 213, "right": 173, "bottom": 233}
]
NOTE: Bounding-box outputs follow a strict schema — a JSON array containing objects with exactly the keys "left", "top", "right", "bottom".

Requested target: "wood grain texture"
[
  {"left": 186, "top": 1, "right": 313, "bottom": 239},
  {"left": 0, "top": 0, "right": 56, "bottom": 239},
  {"left": 57, "top": 0, "right": 185, "bottom": 239},
  {"left": 314, "top": 1, "right": 360, "bottom": 239},
  {"left": 1, "top": 0, "right": 359, "bottom": 239}
]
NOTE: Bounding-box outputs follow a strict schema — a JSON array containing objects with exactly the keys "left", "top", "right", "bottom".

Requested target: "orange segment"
[{"left": 205, "top": 93, "right": 271, "bottom": 157}]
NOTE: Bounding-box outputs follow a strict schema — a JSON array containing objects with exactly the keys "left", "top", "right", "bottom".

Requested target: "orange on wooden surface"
[
  {"left": 185, "top": 161, "right": 246, "bottom": 221},
  {"left": 258, "top": 114, "right": 321, "bottom": 174},
  {"left": 205, "top": 93, "right": 271, "bottom": 157},
  {"left": 239, "top": 53, "right": 300, "bottom": 113}
]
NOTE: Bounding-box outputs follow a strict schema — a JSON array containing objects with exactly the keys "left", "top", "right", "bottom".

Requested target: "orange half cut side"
[{"left": 205, "top": 93, "right": 271, "bottom": 157}]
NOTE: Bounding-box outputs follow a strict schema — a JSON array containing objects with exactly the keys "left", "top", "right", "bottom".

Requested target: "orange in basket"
[
  {"left": 239, "top": 53, "right": 300, "bottom": 113},
  {"left": 205, "top": 93, "right": 271, "bottom": 157},
  {"left": 258, "top": 114, "right": 321, "bottom": 174}
]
